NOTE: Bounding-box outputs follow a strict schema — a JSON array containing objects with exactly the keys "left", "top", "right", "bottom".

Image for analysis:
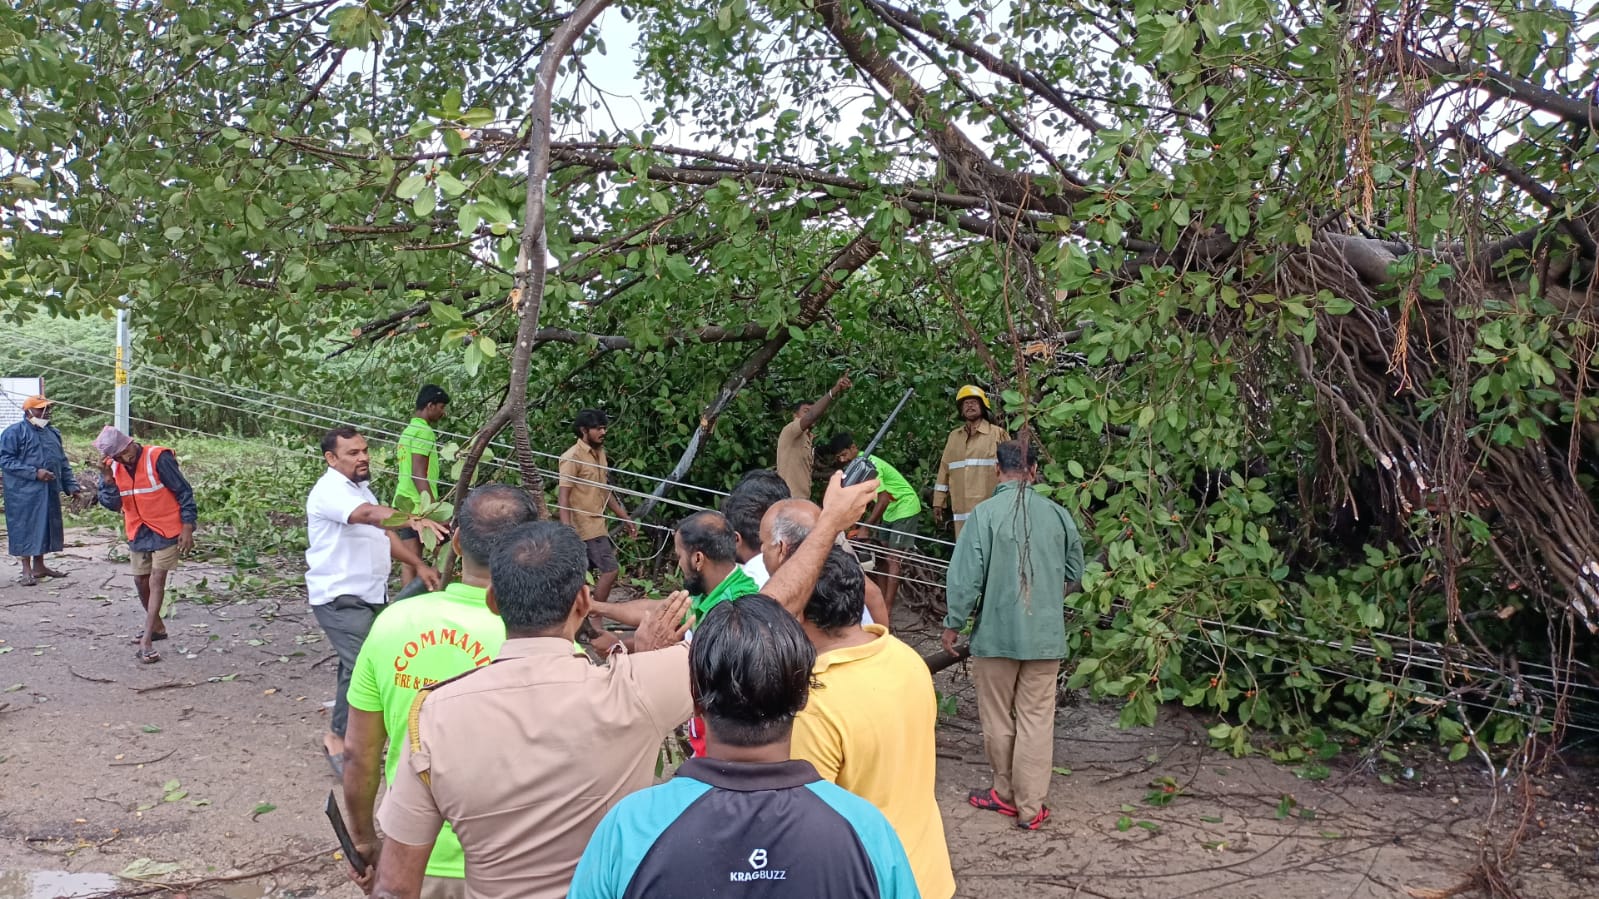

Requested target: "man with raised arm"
[{"left": 775, "top": 375, "right": 851, "bottom": 501}]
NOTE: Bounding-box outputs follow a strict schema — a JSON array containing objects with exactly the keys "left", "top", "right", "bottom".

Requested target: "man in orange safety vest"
[{"left": 94, "top": 426, "right": 197, "bottom": 664}]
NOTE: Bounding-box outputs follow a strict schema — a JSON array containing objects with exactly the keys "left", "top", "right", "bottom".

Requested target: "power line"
[{"left": 16, "top": 336, "right": 1595, "bottom": 727}]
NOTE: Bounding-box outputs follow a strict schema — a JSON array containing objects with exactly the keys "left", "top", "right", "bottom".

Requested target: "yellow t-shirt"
[{"left": 791, "top": 626, "right": 956, "bottom": 899}]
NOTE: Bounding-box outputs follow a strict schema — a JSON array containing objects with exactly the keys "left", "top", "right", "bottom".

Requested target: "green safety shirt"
[
  {"left": 347, "top": 583, "right": 507, "bottom": 879},
  {"left": 868, "top": 454, "right": 922, "bottom": 523},
  {"left": 942, "top": 480, "right": 1085, "bottom": 660},
  {"left": 393, "top": 416, "right": 441, "bottom": 510},
  {"left": 689, "top": 566, "right": 760, "bottom": 625}
]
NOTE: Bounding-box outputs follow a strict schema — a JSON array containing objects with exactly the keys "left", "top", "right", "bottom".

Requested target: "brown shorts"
[
  {"left": 130, "top": 544, "right": 182, "bottom": 576},
  {"left": 584, "top": 536, "right": 620, "bottom": 574}
]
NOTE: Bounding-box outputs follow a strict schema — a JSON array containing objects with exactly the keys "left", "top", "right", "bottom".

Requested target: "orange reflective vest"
[{"left": 109, "top": 446, "right": 184, "bottom": 540}]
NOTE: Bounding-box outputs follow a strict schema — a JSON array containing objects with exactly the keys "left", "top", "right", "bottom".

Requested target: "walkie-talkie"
[{"left": 842, "top": 388, "right": 915, "bottom": 486}]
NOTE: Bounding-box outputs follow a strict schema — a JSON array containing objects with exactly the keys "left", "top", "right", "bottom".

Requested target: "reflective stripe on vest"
[
  {"left": 111, "top": 446, "right": 184, "bottom": 540},
  {"left": 946, "top": 458, "right": 997, "bottom": 471},
  {"left": 952, "top": 512, "right": 971, "bottom": 521},
  {"left": 115, "top": 449, "right": 166, "bottom": 497}
]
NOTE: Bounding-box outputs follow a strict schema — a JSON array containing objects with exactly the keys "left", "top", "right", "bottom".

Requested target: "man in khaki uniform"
[
  {"left": 775, "top": 375, "right": 851, "bottom": 501},
  {"left": 371, "top": 522, "right": 691, "bottom": 899},
  {"left": 931, "top": 385, "right": 1007, "bottom": 538},
  {"left": 558, "top": 409, "right": 637, "bottom": 606}
]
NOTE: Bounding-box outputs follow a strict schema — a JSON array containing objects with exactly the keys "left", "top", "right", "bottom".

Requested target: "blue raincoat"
[{"left": 0, "top": 420, "right": 79, "bottom": 556}]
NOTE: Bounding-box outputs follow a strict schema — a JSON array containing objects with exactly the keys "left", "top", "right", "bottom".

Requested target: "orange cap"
[{"left": 21, "top": 395, "right": 53, "bottom": 411}]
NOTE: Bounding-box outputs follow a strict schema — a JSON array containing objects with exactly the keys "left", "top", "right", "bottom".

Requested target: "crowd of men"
[
  {"left": 2, "top": 381, "right": 1085, "bottom": 899},
  {"left": 295, "top": 382, "right": 1083, "bottom": 899}
]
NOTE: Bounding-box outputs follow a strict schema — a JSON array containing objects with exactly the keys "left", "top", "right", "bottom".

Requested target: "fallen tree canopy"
[{"left": 5, "top": 0, "right": 1598, "bottom": 816}]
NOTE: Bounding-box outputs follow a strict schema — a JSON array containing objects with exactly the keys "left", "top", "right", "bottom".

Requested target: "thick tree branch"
[
  {"left": 630, "top": 229, "right": 884, "bottom": 522},
  {"left": 861, "top": 0, "right": 1107, "bottom": 134},
  {"left": 1416, "top": 51, "right": 1599, "bottom": 127},
  {"left": 811, "top": 0, "right": 1088, "bottom": 214}
]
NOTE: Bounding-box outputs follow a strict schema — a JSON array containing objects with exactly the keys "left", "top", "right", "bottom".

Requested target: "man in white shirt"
[{"left": 307, "top": 426, "right": 446, "bottom": 775}]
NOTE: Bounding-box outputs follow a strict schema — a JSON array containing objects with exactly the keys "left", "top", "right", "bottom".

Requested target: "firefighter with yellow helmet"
[{"left": 931, "top": 384, "right": 1008, "bottom": 537}]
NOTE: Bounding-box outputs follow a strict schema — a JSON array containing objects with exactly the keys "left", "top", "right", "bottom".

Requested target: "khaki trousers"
[{"left": 972, "top": 657, "right": 1061, "bottom": 821}]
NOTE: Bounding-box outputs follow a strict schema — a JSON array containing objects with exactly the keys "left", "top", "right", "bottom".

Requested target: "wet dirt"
[{"left": 0, "top": 528, "right": 1593, "bottom": 898}]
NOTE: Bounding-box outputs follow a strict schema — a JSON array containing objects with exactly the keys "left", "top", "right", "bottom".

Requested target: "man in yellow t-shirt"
[{"left": 791, "top": 548, "right": 955, "bottom": 899}]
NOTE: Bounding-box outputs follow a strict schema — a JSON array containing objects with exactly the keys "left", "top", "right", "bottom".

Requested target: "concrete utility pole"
[{"left": 114, "top": 306, "right": 130, "bottom": 433}]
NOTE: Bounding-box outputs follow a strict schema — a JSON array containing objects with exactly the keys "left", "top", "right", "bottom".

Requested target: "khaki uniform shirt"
[
  {"left": 379, "top": 638, "right": 693, "bottom": 899},
  {"left": 558, "top": 440, "right": 612, "bottom": 541},
  {"left": 932, "top": 420, "right": 1006, "bottom": 534},
  {"left": 776, "top": 418, "right": 814, "bottom": 501}
]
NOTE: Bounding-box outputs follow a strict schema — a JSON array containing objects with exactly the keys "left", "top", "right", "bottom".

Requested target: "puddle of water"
[
  {"left": 0, "top": 870, "right": 269, "bottom": 899},
  {"left": 0, "top": 870, "right": 117, "bottom": 899}
]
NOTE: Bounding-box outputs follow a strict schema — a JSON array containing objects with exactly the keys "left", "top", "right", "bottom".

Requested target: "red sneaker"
[
  {"left": 967, "top": 788, "right": 1018, "bottom": 817},
  {"left": 1016, "top": 806, "right": 1052, "bottom": 830}
]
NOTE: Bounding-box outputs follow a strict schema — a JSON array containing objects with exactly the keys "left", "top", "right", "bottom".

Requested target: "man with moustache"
[
  {"left": 558, "top": 409, "right": 637, "bottom": 610},
  {"left": 931, "top": 385, "right": 1007, "bottom": 538},
  {"left": 306, "top": 426, "right": 447, "bottom": 775}
]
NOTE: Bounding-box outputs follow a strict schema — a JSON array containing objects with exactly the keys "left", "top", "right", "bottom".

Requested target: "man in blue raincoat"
[{"left": 1, "top": 395, "right": 82, "bottom": 586}]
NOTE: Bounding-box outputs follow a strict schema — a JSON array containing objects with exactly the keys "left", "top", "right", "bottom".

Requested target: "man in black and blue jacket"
[{"left": 569, "top": 594, "right": 921, "bottom": 899}]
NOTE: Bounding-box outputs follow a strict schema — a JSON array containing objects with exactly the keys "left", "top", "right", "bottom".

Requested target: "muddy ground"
[{"left": 0, "top": 527, "right": 1594, "bottom": 898}]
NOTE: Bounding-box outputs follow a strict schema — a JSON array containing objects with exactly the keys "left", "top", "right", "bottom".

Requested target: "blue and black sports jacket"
[{"left": 569, "top": 757, "right": 922, "bottom": 898}]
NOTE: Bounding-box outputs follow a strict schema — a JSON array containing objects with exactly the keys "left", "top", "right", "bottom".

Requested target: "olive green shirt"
[{"left": 943, "top": 480, "right": 1084, "bottom": 660}]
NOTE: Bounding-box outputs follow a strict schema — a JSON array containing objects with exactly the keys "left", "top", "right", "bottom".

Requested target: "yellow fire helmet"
[{"left": 955, "top": 384, "right": 991, "bottom": 411}]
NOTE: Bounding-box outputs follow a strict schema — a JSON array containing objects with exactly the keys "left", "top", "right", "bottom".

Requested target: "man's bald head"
[
  {"left": 760, "top": 499, "right": 820, "bottom": 576},
  {"left": 456, "top": 484, "right": 542, "bottom": 567}
]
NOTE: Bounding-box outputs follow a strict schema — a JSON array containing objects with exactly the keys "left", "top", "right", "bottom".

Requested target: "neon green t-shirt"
[
  {"left": 868, "top": 454, "right": 922, "bottom": 523},
  {"left": 393, "top": 416, "right": 441, "bottom": 510},
  {"left": 347, "top": 583, "right": 506, "bottom": 879}
]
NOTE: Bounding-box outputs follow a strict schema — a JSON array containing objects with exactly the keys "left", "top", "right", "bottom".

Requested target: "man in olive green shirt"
[
  {"left": 941, "top": 439, "right": 1083, "bottom": 832},
  {"left": 394, "top": 385, "right": 449, "bottom": 586}
]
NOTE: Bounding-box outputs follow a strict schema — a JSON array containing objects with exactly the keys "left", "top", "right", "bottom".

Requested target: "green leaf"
[
  {"left": 1115, "top": 815, "right": 1132, "bottom": 832},
  {"left": 1294, "top": 223, "right": 1313, "bottom": 246},
  {"left": 649, "top": 191, "right": 670, "bottom": 215},
  {"left": 1447, "top": 741, "right": 1470, "bottom": 762},
  {"left": 413, "top": 190, "right": 436, "bottom": 217},
  {"left": 251, "top": 802, "right": 277, "bottom": 819},
  {"left": 435, "top": 171, "right": 468, "bottom": 197},
  {"left": 142, "top": 724, "right": 162, "bottom": 733},
  {"left": 95, "top": 238, "right": 122, "bottom": 260},
  {"left": 245, "top": 205, "right": 266, "bottom": 230},
  {"left": 396, "top": 174, "right": 428, "bottom": 199}
]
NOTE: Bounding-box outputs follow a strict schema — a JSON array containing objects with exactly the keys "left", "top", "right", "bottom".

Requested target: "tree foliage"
[{"left": 5, "top": 0, "right": 1599, "bottom": 786}]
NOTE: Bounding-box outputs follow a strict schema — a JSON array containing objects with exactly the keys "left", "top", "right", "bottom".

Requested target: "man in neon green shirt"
[
  {"left": 343, "top": 484, "right": 538, "bottom": 898},
  {"left": 823, "top": 431, "right": 923, "bottom": 617},
  {"left": 394, "top": 385, "right": 450, "bottom": 587}
]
